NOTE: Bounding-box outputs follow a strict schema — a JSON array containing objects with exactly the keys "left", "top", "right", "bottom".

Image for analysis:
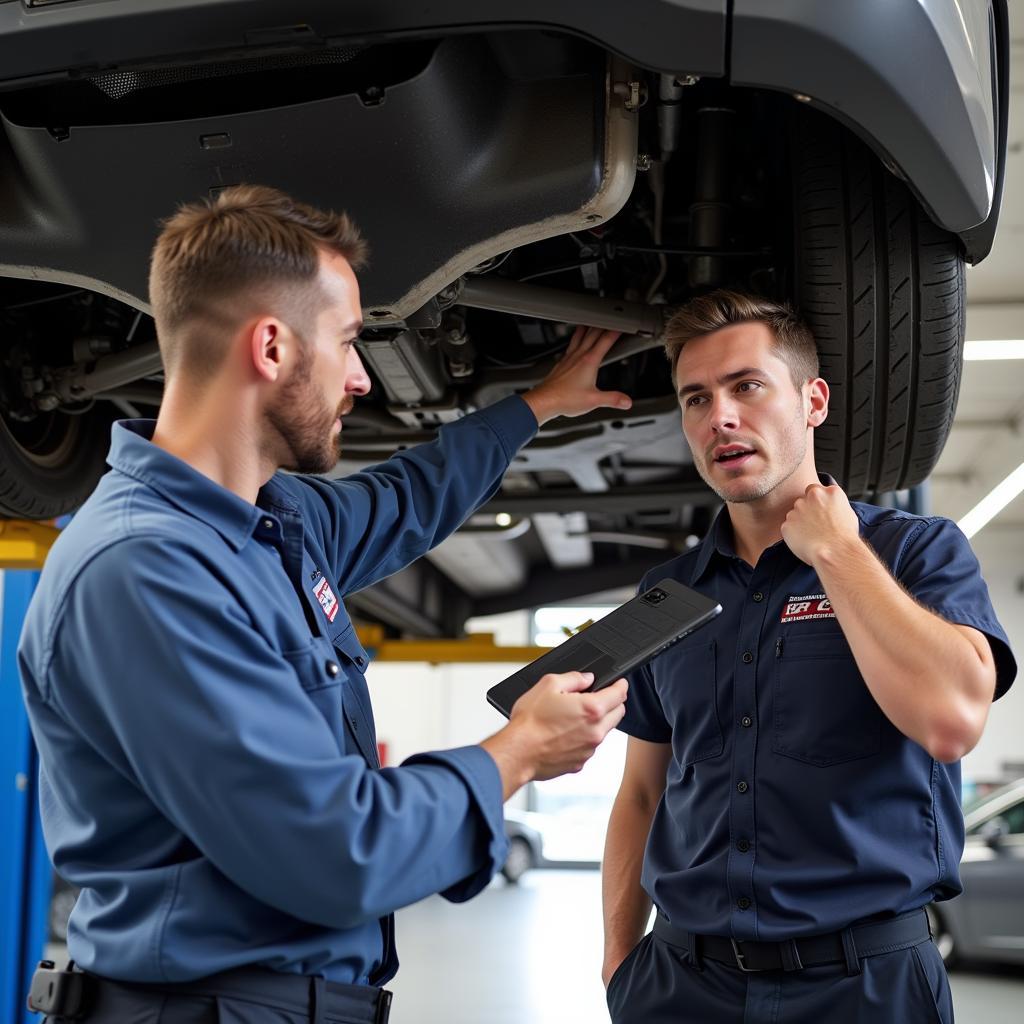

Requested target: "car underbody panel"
[{"left": 0, "top": 0, "right": 1001, "bottom": 260}]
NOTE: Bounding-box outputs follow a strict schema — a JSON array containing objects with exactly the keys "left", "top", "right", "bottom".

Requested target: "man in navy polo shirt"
[
  {"left": 602, "top": 290, "right": 1015, "bottom": 1023},
  {"left": 18, "top": 185, "right": 632, "bottom": 1023}
]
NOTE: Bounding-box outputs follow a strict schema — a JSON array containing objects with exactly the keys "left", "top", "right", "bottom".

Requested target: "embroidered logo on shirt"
[
  {"left": 313, "top": 577, "right": 339, "bottom": 622},
  {"left": 780, "top": 593, "right": 835, "bottom": 623}
]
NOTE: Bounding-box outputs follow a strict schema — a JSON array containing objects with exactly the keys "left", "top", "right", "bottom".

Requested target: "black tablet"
[{"left": 486, "top": 578, "right": 722, "bottom": 718}]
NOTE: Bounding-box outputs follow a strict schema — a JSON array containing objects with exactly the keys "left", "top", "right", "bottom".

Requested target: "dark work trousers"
[
  {"left": 606, "top": 931, "right": 953, "bottom": 1024},
  {"left": 41, "top": 967, "right": 389, "bottom": 1024}
]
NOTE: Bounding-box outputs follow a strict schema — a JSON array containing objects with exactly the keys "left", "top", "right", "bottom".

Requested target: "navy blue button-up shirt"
[
  {"left": 18, "top": 395, "right": 537, "bottom": 984},
  {"left": 621, "top": 492, "right": 1016, "bottom": 941}
]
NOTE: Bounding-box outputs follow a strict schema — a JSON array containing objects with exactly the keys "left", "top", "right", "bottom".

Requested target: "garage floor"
[{"left": 388, "top": 870, "right": 1024, "bottom": 1024}]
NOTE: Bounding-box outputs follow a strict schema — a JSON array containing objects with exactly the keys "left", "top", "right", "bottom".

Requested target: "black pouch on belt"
[{"left": 27, "top": 960, "right": 91, "bottom": 1019}]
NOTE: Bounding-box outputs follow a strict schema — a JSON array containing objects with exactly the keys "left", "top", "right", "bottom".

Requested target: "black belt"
[
  {"left": 28, "top": 961, "right": 392, "bottom": 1024},
  {"left": 652, "top": 908, "right": 930, "bottom": 973}
]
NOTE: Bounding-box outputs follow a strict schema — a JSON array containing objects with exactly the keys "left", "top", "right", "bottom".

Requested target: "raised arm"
[
  {"left": 781, "top": 484, "right": 1001, "bottom": 762},
  {"left": 302, "top": 327, "right": 632, "bottom": 592}
]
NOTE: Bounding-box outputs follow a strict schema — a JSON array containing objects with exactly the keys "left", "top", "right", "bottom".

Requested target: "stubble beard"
[
  {"left": 267, "top": 345, "right": 353, "bottom": 475},
  {"left": 695, "top": 403, "right": 809, "bottom": 505}
]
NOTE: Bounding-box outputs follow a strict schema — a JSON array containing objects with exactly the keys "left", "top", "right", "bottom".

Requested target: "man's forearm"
[
  {"left": 602, "top": 792, "right": 655, "bottom": 981},
  {"left": 814, "top": 537, "right": 994, "bottom": 761},
  {"left": 480, "top": 726, "right": 535, "bottom": 802}
]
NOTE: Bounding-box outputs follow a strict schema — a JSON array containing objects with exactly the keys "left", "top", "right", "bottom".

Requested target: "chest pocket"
[
  {"left": 281, "top": 635, "right": 346, "bottom": 752},
  {"left": 773, "top": 632, "right": 884, "bottom": 766},
  {"left": 281, "top": 634, "right": 345, "bottom": 694},
  {"left": 654, "top": 639, "right": 722, "bottom": 769}
]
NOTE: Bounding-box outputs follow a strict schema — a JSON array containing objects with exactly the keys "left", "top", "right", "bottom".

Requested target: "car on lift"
[
  {"left": 927, "top": 777, "right": 1024, "bottom": 968},
  {"left": 0, "top": 1, "right": 1010, "bottom": 631}
]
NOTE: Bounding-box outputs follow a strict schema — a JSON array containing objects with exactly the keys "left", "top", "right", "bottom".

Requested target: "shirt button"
[
  {"left": 752, "top": 591, "right": 764, "bottom": 602},
  {"left": 737, "top": 897, "right": 751, "bottom": 910},
  {"left": 737, "top": 839, "right": 751, "bottom": 853},
  {"left": 737, "top": 781, "right": 749, "bottom": 794},
  {"left": 741, "top": 651, "right": 753, "bottom": 664},
  {"left": 741, "top": 716, "right": 753, "bottom": 728},
  {"left": 325, "top": 661, "right": 340, "bottom": 677},
  {"left": 262, "top": 518, "right": 274, "bottom": 530},
  {"left": 355, "top": 656, "right": 365, "bottom": 667}
]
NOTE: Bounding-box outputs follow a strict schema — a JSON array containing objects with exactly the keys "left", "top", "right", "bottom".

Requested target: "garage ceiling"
[{"left": 933, "top": 2, "right": 1024, "bottom": 533}]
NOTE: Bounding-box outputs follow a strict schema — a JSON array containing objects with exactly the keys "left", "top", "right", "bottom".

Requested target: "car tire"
[
  {"left": 501, "top": 836, "right": 535, "bottom": 884},
  {"left": 925, "top": 903, "right": 958, "bottom": 968},
  {"left": 791, "top": 107, "right": 965, "bottom": 497},
  {"left": 0, "top": 406, "right": 115, "bottom": 518}
]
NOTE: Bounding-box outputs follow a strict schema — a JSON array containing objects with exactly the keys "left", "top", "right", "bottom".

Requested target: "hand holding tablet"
[{"left": 486, "top": 579, "right": 722, "bottom": 718}]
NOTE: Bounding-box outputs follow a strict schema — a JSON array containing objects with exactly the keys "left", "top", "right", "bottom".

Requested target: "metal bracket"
[{"left": 613, "top": 80, "right": 647, "bottom": 112}]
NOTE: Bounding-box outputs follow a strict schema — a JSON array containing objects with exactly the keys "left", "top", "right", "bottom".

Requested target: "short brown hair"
[
  {"left": 664, "top": 289, "right": 819, "bottom": 389},
  {"left": 149, "top": 184, "right": 368, "bottom": 378}
]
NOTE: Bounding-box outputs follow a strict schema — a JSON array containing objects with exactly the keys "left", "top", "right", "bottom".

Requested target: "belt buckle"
[{"left": 730, "top": 938, "right": 757, "bottom": 973}]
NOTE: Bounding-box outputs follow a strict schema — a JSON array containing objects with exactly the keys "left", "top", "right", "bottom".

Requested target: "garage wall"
[
  {"left": 365, "top": 611, "right": 532, "bottom": 765},
  {"left": 367, "top": 660, "right": 518, "bottom": 767}
]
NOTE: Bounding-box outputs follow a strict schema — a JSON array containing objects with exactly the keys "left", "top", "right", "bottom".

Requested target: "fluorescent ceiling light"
[
  {"left": 958, "top": 459, "right": 1024, "bottom": 539},
  {"left": 964, "top": 339, "right": 1024, "bottom": 360}
]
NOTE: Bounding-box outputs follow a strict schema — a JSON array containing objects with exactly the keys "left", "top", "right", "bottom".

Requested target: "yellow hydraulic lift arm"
[
  {"left": 355, "top": 625, "right": 547, "bottom": 664},
  {"left": 0, "top": 521, "right": 59, "bottom": 570}
]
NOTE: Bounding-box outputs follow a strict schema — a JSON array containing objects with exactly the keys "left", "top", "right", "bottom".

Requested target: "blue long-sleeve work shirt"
[{"left": 18, "top": 395, "right": 538, "bottom": 984}]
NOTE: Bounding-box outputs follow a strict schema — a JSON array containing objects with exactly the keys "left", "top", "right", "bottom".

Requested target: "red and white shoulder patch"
[{"left": 313, "top": 576, "right": 339, "bottom": 622}]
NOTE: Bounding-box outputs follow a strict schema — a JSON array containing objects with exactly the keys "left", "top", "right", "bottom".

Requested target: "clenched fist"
[{"left": 780, "top": 482, "right": 861, "bottom": 568}]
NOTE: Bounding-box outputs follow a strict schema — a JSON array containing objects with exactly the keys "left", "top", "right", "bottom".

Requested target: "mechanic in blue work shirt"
[
  {"left": 601, "top": 290, "right": 1016, "bottom": 1024},
  {"left": 18, "top": 185, "right": 633, "bottom": 1024}
]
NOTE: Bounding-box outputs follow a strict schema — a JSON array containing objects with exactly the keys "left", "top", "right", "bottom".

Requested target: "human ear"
[
  {"left": 807, "top": 377, "right": 829, "bottom": 427},
  {"left": 250, "top": 318, "right": 284, "bottom": 383}
]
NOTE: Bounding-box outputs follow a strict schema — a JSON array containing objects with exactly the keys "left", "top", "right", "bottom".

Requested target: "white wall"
[
  {"left": 366, "top": 659, "right": 521, "bottom": 767},
  {"left": 365, "top": 611, "right": 531, "bottom": 769}
]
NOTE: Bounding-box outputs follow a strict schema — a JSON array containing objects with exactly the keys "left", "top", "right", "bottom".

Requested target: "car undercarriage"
[{"left": 0, "top": 4, "right": 1008, "bottom": 633}]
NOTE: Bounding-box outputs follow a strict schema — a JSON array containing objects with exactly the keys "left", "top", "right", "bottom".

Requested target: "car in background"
[
  {"left": 501, "top": 811, "right": 545, "bottom": 884},
  {"left": 927, "top": 777, "right": 1024, "bottom": 967},
  {"left": 501, "top": 804, "right": 608, "bottom": 883}
]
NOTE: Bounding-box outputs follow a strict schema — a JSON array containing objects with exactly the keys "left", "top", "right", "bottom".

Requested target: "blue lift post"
[
  {"left": 0, "top": 569, "right": 51, "bottom": 1024},
  {"left": 0, "top": 521, "right": 61, "bottom": 1024}
]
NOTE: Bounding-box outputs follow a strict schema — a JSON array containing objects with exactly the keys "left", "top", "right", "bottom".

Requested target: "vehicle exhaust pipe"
[{"left": 456, "top": 276, "right": 664, "bottom": 339}]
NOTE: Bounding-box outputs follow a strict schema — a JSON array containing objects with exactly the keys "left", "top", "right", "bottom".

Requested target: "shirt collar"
[
  {"left": 689, "top": 472, "right": 839, "bottom": 584},
  {"left": 690, "top": 506, "right": 734, "bottom": 585},
  {"left": 107, "top": 420, "right": 268, "bottom": 552}
]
